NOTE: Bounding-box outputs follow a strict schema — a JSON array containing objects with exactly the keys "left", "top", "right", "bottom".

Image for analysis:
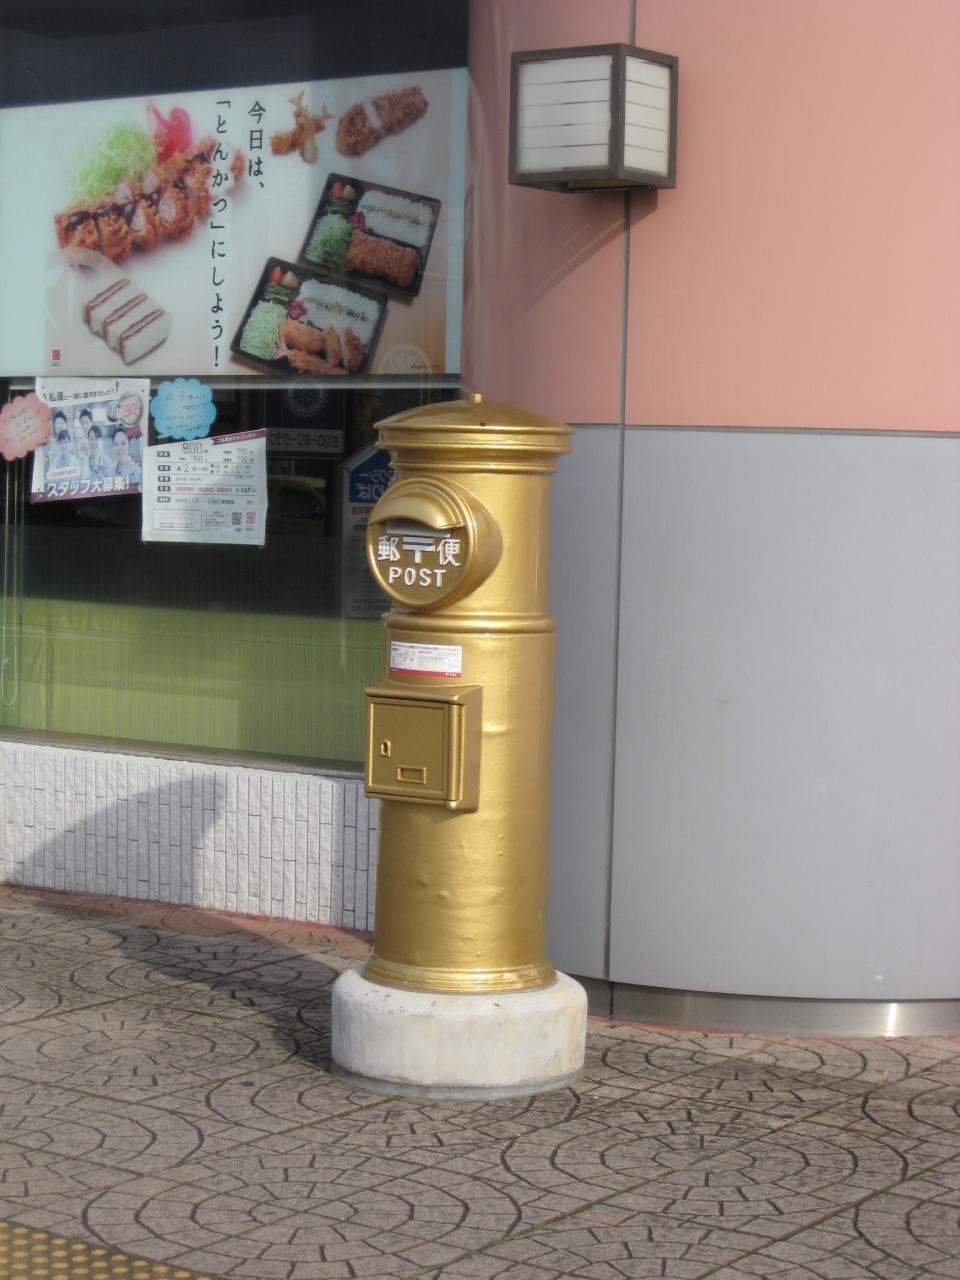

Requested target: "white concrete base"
[{"left": 331, "top": 968, "right": 588, "bottom": 1098}]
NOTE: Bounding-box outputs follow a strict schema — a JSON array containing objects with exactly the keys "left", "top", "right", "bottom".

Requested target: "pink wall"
[
  {"left": 463, "top": 0, "right": 633, "bottom": 424},
  {"left": 465, "top": 0, "right": 960, "bottom": 431}
]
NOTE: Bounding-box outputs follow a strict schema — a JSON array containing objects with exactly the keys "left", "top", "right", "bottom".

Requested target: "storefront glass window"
[{"left": 0, "top": 0, "right": 468, "bottom": 767}]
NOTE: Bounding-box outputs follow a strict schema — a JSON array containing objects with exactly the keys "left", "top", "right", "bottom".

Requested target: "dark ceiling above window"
[{"left": 0, "top": 0, "right": 469, "bottom": 106}]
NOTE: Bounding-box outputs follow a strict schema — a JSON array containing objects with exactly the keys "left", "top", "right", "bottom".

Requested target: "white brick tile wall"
[{"left": 0, "top": 742, "right": 378, "bottom": 929}]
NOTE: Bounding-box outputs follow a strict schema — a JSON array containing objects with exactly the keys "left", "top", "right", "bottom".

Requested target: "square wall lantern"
[{"left": 509, "top": 43, "right": 678, "bottom": 192}]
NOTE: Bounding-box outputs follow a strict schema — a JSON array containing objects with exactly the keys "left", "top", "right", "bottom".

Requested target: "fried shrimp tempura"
[
  {"left": 322, "top": 327, "right": 342, "bottom": 366},
  {"left": 285, "top": 349, "right": 347, "bottom": 375},
  {"left": 270, "top": 91, "right": 332, "bottom": 164},
  {"left": 281, "top": 319, "right": 326, "bottom": 355},
  {"left": 342, "top": 327, "right": 364, "bottom": 374}
]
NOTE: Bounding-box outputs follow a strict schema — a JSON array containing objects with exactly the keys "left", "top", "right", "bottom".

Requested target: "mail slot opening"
[{"left": 386, "top": 518, "right": 454, "bottom": 538}]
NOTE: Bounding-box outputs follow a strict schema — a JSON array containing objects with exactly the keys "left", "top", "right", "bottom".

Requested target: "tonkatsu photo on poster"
[{"left": 0, "top": 68, "right": 466, "bottom": 379}]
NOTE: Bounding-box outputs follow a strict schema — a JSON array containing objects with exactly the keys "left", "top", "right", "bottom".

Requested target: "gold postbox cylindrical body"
[{"left": 362, "top": 396, "right": 572, "bottom": 995}]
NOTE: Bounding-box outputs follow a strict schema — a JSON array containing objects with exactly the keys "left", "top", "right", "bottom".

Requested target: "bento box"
[
  {"left": 231, "top": 258, "right": 387, "bottom": 376},
  {"left": 300, "top": 173, "right": 440, "bottom": 299}
]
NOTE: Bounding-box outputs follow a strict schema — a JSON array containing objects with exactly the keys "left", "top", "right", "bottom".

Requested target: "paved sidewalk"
[{"left": 0, "top": 886, "right": 956, "bottom": 1279}]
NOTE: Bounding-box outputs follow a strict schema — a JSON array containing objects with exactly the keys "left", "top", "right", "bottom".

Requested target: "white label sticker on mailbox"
[{"left": 390, "top": 641, "right": 463, "bottom": 678}]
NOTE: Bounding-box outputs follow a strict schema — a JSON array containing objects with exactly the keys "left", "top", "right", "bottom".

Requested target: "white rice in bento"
[
  {"left": 357, "top": 191, "right": 433, "bottom": 249},
  {"left": 296, "top": 280, "right": 380, "bottom": 345}
]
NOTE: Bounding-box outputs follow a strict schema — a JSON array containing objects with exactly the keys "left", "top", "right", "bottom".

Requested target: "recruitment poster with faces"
[
  {"left": 30, "top": 378, "right": 148, "bottom": 504},
  {"left": 0, "top": 68, "right": 466, "bottom": 380}
]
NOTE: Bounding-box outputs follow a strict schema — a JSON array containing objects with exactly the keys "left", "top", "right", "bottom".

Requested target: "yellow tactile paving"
[{"left": 0, "top": 1221, "right": 213, "bottom": 1280}]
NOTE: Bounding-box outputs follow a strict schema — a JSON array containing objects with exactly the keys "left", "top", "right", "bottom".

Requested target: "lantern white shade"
[
  {"left": 624, "top": 56, "right": 671, "bottom": 177},
  {"left": 515, "top": 54, "right": 613, "bottom": 173},
  {"left": 509, "top": 44, "right": 678, "bottom": 192}
]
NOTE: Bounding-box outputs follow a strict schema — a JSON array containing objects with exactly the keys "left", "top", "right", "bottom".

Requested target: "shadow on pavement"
[{"left": 0, "top": 789, "right": 373, "bottom": 1070}]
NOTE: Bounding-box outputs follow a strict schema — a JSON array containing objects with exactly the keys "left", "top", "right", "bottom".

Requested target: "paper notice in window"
[{"left": 142, "top": 428, "right": 267, "bottom": 546}]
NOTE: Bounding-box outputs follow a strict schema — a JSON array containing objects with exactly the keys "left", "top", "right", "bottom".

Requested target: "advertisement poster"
[
  {"left": 0, "top": 68, "right": 466, "bottom": 379},
  {"left": 142, "top": 392, "right": 267, "bottom": 545},
  {"left": 30, "top": 378, "right": 147, "bottom": 503}
]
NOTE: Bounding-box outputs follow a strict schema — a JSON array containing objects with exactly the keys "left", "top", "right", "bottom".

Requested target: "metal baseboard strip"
[{"left": 579, "top": 979, "right": 960, "bottom": 1037}]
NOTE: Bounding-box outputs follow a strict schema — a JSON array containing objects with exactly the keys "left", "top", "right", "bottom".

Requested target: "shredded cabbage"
[
  {"left": 306, "top": 214, "right": 354, "bottom": 270},
  {"left": 71, "top": 124, "right": 158, "bottom": 203},
  {"left": 239, "top": 302, "right": 287, "bottom": 360}
]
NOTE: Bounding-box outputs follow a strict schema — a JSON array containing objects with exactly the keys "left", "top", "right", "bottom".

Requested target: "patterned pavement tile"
[
  {"left": 0, "top": 1084, "right": 269, "bottom": 1171},
  {"left": 84, "top": 1171, "right": 283, "bottom": 1261},
  {"left": 211, "top": 915, "right": 372, "bottom": 959},
  {"left": 910, "top": 1058, "right": 960, "bottom": 1086},
  {"left": 0, "top": 939, "right": 234, "bottom": 1015},
  {"left": 169, "top": 1211, "right": 469, "bottom": 1278},
  {"left": 0, "top": 1004, "right": 325, "bottom": 1101},
  {"left": 244, "top": 1088, "right": 638, "bottom": 1167},
  {"left": 637, "top": 1058, "right": 871, "bottom": 1120},
  {"left": 0, "top": 1140, "right": 134, "bottom": 1239},
  {"left": 141, "top": 957, "right": 341, "bottom": 1027},
  {"left": 806, "top": 1077, "right": 960, "bottom": 1149},
  {"left": 478, "top": 1208, "right": 777, "bottom": 1279},
  {"left": 692, "top": 1159, "right": 960, "bottom": 1280},
  {"left": 141, "top": 936, "right": 306, "bottom": 974},
  {"left": 853, "top": 1157, "right": 960, "bottom": 1276},
  {"left": 0, "top": 889, "right": 956, "bottom": 1280},
  {"left": 0, "top": 963, "right": 106, "bottom": 1023},
  {"left": 372, "top": 1161, "right": 618, "bottom": 1232},
  {"left": 579, "top": 1032, "right": 732, "bottom": 1097},
  {"left": 0, "top": 913, "right": 171, "bottom": 955},
  {"left": 0, "top": 905, "right": 294, "bottom": 967},
  {"left": 599, "top": 1028, "right": 960, "bottom": 1090},
  {"left": 83, "top": 1149, "right": 537, "bottom": 1277},
  {"left": 172, "top": 1240, "right": 432, "bottom": 1279},
  {"left": 146, "top": 1061, "right": 387, "bottom": 1134},
  {"left": 423, "top": 1259, "right": 567, "bottom": 1279},
  {"left": 600, "top": 1123, "right": 960, "bottom": 1245},
  {"left": 424, "top": 1099, "right": 791, "bottom": 1203}
]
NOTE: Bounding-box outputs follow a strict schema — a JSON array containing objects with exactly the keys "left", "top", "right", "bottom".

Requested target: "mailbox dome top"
[{"left": 377, "top": 396, "right": 571, "bottom": 436}]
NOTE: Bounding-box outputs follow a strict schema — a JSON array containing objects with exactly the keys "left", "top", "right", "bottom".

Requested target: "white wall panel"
[
  {"left": 548, "top": 426, "right": 621, "bottom": 979},
  {"left": 612, "top": 430, "right": 960, "bottom": 1000}
]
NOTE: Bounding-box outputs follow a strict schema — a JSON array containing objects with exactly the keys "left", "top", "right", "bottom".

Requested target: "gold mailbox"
[
  {"left": 361, "top": 394, "right": 571, "bottom": 997},
  {"left": 365, "top": 683, "right": 482, "bottom": 810}
]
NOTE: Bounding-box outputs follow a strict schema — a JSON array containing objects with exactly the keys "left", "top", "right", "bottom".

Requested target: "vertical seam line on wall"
[
  {"left": 604, "top": 200, "right": 629, "bottom": 984},
  {"left": 604, "top": 0, "right": 637, "bottom": 981}
]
